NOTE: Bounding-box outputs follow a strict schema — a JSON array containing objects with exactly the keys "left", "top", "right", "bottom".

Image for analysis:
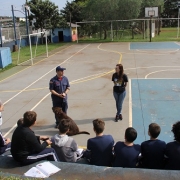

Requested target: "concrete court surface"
[{"left": 1, "top": 42, "right": 180, "bottom": 147}]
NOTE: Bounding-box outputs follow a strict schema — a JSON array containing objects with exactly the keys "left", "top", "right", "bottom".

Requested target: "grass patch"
[
  {"left": 79, "top": 27, "right": 180, "bottom": 43},
  {"left": 0, "top": 43, "right": 68, "bottom": 73},
  {"left": 0, "top": 173, "right": 41, "bottom": 180},
  {"left": 12, "top": 43, "right": 67, "bottom": 65}
]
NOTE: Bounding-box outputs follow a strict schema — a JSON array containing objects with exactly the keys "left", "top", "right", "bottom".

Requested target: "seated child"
[
  {"left": 165, "top": 121, "right": 180, "bottom": 170},
  {"left": 17, "top": 118, "right": 23, "bottom": 126},
  {"left": 51, "top": 119, "right": 81, "bottom": 162},
  {"left": 11, "top": 111, "right": 58, "bottom": 165},
  {"left": 141, "top": 123, "right": 166, "bottom": 169},
  {"left": 113, "top": 127, "right": 140, "bottom": 168},
  {"left": 84, "top": 119, "right": 114, "bottom": 166},
  {"left": 0, "top": 132, "right": 11, "bottom": 155}
]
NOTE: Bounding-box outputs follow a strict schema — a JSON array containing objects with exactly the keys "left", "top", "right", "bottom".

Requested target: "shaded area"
[{"left": 0, "top": 156, "right": 180, "bottom": 180}]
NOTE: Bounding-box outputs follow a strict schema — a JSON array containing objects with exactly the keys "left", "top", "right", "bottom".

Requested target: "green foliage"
[
  {"left": 60, "top": 1, "right": 86, "bottom": 23},
  {"left": 162, "top": 0, "right": 179, "bottom": 18},
  {"left": 81, "top": 0, "right": 142, "bottom": 39},
  {"left": 116, "top": 0, "right": 142, "bottom": 20},
  {"left": 27, "top": 0, "right": 67, "bottom": 31}
]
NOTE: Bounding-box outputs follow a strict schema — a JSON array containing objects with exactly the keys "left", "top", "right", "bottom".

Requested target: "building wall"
[
  {"left": 71, "top": 27, "right": 78, "bottom": 41},
  {"left": 52, "top": 28, "right": 71, "bottom": 43}
]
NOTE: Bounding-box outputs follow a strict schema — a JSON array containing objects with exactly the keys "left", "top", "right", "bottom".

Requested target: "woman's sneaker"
[{"left": 119, "top": 114, "right": 123, "bottom": 120}]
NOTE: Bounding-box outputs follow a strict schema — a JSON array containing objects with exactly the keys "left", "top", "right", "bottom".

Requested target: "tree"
[
  {"left": 116, "top": 0, "right": 142, "bottom": 20},
  {"left": 82, "top": 0, "right": 142, "bottom": 39},
  {"left": 161, "top": 0, "right": 180, "bottom": 27},
  {"left": 27, "top": 0, "right": 66, "bottom": 43},
  {"left": 60, "top": 1, "right": 85, "bottom": 23}
]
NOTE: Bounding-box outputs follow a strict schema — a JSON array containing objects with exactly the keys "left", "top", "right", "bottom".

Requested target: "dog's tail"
[{"left": 77, "top": 131, "right": 90, "bottom": 135}]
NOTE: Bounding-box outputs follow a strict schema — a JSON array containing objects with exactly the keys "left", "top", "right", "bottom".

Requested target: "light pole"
[
  {"left": 0, "top": 23, "right": 2, "bottom": 47},
  {"left": 11, "top": 4, "right": 30, "bottom": 50},
  {"left": 70, "top": 11, "right": 72, "bottom": 41},
  {"left": 12, "top": 5, "right": 18, "bottom": 46}
]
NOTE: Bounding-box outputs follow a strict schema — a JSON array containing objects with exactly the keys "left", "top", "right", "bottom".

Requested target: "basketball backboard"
[{"left": 145, "top": 7, "right": 158, "bottom": 18}]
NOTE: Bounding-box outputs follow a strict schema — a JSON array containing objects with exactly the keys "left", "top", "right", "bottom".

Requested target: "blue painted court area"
[
  {"left": 130, "top": 42, "right": 180, "bottom": 50},
  {"left": 132, "top": 79, "right": 180, "bottom": 144}
]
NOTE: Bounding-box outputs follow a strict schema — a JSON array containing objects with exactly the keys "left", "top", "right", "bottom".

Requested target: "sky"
[{"left": 0, "top": 0, "right": 73, "bottom": 17}]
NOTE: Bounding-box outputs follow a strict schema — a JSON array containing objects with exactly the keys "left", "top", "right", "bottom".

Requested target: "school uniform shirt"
[
  {"left": 11, "top": 125, "right": 48, "bottom": 162},
  {"left": 49, "top": 75, "right": 70, "bottom": 102},
  {"left": 165, "top": 141, "right": 180, "bottom": 170},
  {"left": 112, "top": 73, "right": 128, "bottom": 93},
  {"left": 141, "top": 139, "right": 166, "bottom": 169},
  {"left": 113, "top": 141, "right": 141, "bottom": 168},
  {"left": 87, "top": 135, "right": 114, "bottom": 166}
]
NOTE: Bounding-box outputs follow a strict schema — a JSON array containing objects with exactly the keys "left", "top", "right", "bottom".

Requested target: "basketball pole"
[{"left": 150, "top": 16, "right": 152, "bottom": 42}]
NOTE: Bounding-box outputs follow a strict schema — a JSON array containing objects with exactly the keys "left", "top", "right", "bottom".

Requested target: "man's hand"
[
  {"left": 40, "top": 136, "right": 49, "bottom": 141},
  {"left": 59, "top": 93, "right": 66, "bottom": 98},
  {"left": 0, "top": 104, "right": 4, "bottom": 112},
  {"left": 5, "top": 138, "right": 11, "bottom": 145},
  {"left": 46, "top": 140, "right": 52, "bottom": 145}
]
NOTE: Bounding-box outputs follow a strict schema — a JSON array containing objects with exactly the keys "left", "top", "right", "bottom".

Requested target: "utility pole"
[
  {"left": 177, "top": 3, "right": 180, "bottom": 38},
  {"left": 0, "top": 24, "right": 3, "bottom": 47},
  {"left": 70, "top": 11, "right": 72, "bottom": 41},
  {"left": 25, "top": 6, "right": 29, "bottom": 38},
  {"left": 11, "top": 5, "right": 17, "bottom": 46}
]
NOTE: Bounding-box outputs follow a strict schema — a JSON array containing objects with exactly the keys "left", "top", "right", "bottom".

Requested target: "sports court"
[{"left": 0, "top": 41, "right": 180, "bottom": 146}]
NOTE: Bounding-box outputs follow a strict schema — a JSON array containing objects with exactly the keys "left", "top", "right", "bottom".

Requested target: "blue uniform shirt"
[
  {"left": 113, "top": 141, "right": 141, "bottom": 168},
  {"left": 87, "top": 135, "right": 114, "bottom": 166},
  {"left": 49, "top": 75, "right": 70, "bottom": 102}
]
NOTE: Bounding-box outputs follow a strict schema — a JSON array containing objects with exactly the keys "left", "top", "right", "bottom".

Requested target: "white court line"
[
  {"left": 131, "top": 78, "right": 180, "bottom": 80},
  {"left": 3, "top": 44, "right": 90, "bottom": 105},
  {"left": 4, "top": 93, "right": 50, "bottom": 137},
  {"left": 136, "top": 49, "right": 179, "bottom": 53},
  {"left": 174, "top": 42, "right": 180, "bottom": 46},
  {"left": 145, "top": 69, "right": 180, "bottom": 79},
  {"left": 125, "top": 66, "right": 180, "bottom": 71},
  {"left": 129, "top": 79, "right": 132, "bottom": 127},
  {"left": 3, "top": 45, "right": 90, "bottom": 137}
]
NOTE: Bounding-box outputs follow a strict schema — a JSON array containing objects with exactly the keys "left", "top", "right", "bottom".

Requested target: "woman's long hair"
[{"left": 116, "top": 64, "right": 124, "bottom": 80}]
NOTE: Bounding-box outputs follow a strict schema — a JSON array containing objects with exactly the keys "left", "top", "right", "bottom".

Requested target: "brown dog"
[{"left": 52, "top": 107, "right": 90, "bottom": 136}]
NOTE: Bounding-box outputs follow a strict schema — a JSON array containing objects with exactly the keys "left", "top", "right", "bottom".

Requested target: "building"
[{"left": 51, "top": 23, "right": 80, "bottom": 43}]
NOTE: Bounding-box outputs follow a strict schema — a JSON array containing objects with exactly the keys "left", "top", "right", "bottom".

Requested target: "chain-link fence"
[
  {"left": 77, "top": 18, "right": 180, "bottom": 42},
  {"left": 1, "top": 26, "right": 33, "bottom": 43}
]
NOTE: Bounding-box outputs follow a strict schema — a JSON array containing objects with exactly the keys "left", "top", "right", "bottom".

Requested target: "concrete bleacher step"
[{"left": 0, "top": 156, "right": 180, "bottom": 180}]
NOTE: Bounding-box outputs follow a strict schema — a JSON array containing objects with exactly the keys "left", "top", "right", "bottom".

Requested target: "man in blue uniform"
[{"left": 49, "top": 66, "right": 70, "bottom": 128}]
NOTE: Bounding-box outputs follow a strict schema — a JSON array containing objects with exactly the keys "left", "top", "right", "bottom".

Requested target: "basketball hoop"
[
  {"left": 22, "top": 4, "right": 30, "bottom": 13},
  {"left": 148, "top": 10, "right": 155, "bottom": 17}
]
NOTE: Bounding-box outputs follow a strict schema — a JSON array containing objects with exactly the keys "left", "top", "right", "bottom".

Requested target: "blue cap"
[{"left": 56, "top": 66, "right": 66, "bottom": 71}]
